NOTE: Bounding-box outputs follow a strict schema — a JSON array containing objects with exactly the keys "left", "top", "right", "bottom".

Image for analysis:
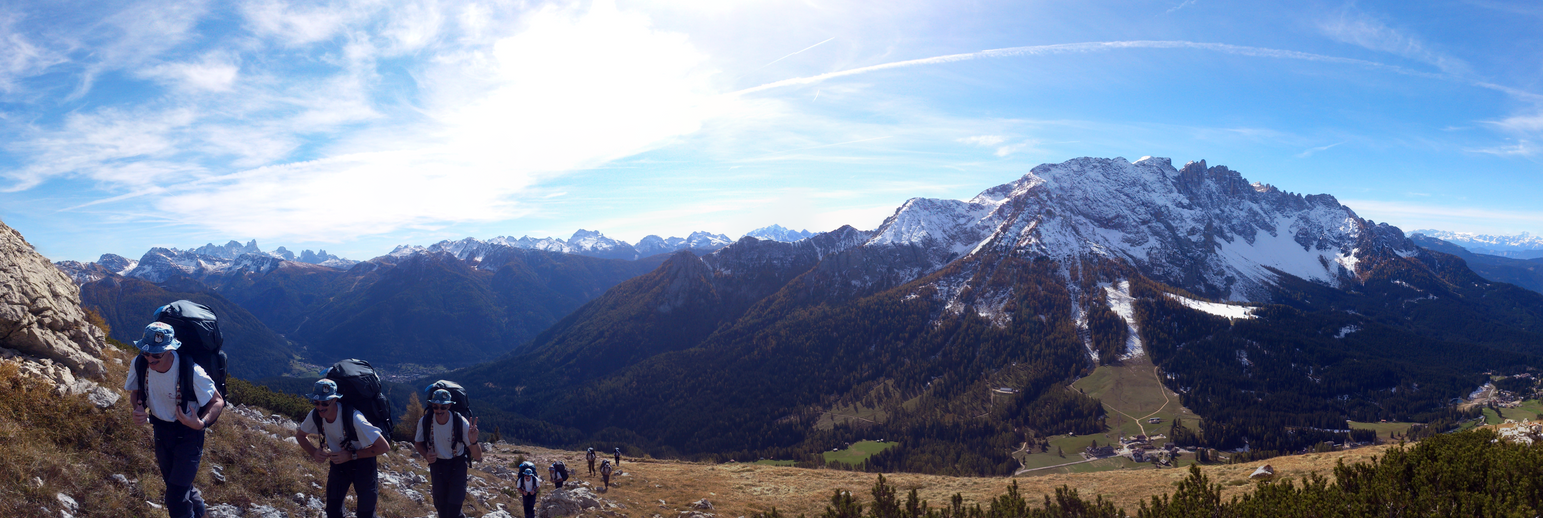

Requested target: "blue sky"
[{"left": 1, "top": 0, "right": 1540, "bottom": 262}]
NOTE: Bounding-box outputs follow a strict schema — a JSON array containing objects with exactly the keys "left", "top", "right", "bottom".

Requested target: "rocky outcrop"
[{"left": 0, "top": 220, "right": 107, "bottom": 379}]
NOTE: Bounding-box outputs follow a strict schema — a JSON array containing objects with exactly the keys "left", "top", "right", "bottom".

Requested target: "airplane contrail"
[{"left": 734, "top": 40, "right": 1447, "bottom": 96}]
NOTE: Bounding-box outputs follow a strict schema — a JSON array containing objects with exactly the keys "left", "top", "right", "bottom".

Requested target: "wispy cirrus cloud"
[
  {"left": 1296, "top": 141, "right": 1345, "bottom": 158},
  {"left": 1317, "top": 7, "right": 1470, "bottom": 76}
]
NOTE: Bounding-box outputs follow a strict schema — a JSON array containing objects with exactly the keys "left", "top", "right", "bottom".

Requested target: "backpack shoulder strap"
[
  {"left": 177, "top": 352, "right": 197, "bottom": 408},
  {"left": 310, "top": 409, "right": 324, "bottom": 440},
  {"left": 451, "top": 412, "right": 465, "bottom": 456},
  {"left": 420, "top": 413, "right": 434, "bottom": 444},
  {"left": 340, "top": 403, "right": 358, "bottom": 451},
  {"left": 134, "top": 356, "right": 149, "bottom": 406}
]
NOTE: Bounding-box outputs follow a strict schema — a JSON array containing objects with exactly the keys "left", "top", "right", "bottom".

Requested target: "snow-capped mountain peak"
[{"left": 867, "top": 156, "right": 1417, "bottom": 302}]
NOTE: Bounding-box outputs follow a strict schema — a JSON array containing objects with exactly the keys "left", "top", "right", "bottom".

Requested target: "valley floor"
[{"left": 493, "top": 443, "right": 1395, "bottom": 517}]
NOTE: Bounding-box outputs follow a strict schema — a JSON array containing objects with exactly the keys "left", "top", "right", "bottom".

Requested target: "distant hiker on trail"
[
  {"left": 413, "top": 389, "right": 482, "bottom": 518},
  {"left": 516, "top": 461, "right": 542, "bottom": 518},
  {"left": 549, "top": 461, "right": 570, "bottom": 488},
  {"left": 599, "top": 459, "right": 614, "bottom": 490},
  {"left": 126, "top": 322, "right": 225, "bottom": 518},
  {"left": 614, "top": 447, "right": 622, "bottom": 466},
  {"left": 586, "top": 447, "right": 597, "bottom": 475},
  {"left": 295, "top": 379, "right": 390, "bottom": 518}
]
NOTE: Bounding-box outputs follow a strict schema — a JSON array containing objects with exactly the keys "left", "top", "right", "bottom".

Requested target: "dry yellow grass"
[{"left": 488, "top": 442, "right": 1396, "bottom": 517}]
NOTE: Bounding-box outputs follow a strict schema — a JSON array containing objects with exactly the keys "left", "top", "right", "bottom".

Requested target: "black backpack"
[
  {"left": 318, "top": 359, "right": 394, "bottom": 448},
  {"left": 423, "top": 380, "right": 473, "bottom": 417},
  {"left": 135, "top": 300, "right": 226, "bottom": 426},
  {"left": 552, "top": 461, "right": 568, "bottom": 480},
  {"left": 153, "top": 301, "right": 228, "bottom": 396}
]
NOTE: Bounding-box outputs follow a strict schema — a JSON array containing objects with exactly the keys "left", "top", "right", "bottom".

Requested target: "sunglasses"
[
  {"left": 312, "top": 400, "right": 333, "bottom": 408},
  {"left": 141, "top": 352, "right": 167, "bottom": 360},
  {"left": 430, "top": 404, "right": 450, "bottom": 411}
]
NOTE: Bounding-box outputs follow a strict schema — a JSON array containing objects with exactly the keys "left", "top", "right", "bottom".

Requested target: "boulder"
[
  {"left": 1249, "top": 464, "right": 1274, "bottom": 479},
  {"left": 0, "top": 221, "right": 107, "bottom": 379}
]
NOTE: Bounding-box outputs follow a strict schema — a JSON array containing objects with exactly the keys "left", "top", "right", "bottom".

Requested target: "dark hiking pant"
[
  {"left": 326, "top": 456, "right": 378, "bottom": 518},
  {"left": 152, "top": 418, "right": 207, "bottom": 518},
  {"left": 587, "top": 459, "right": 595, "bottom": 475},
  {"left": 429, "top": 455, "right": 469, "bottom": 518},
  {"left": 522, "top": 492, "right": 538, "bottom": 518}
]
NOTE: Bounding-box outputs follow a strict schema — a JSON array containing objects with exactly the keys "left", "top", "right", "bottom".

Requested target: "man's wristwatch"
[{"left": 351, "top": 452, "right": 358, "bottom": 461}]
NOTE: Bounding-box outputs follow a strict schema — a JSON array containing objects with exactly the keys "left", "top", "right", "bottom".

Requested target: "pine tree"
[{"left": 395, "top": 391, "right": 425, "bottom": 441}]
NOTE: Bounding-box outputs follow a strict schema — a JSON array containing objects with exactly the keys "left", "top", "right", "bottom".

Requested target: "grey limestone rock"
[{"left": 0, "top": 220, "right": 106, "bottom": 379}]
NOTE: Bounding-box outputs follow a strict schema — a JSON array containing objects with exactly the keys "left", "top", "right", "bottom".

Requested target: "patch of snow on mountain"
[
  {"left": 1214, "top": 215, "right": 1344, "bottom": 299},
  {"left": 1335, "top": 325, "right": 1360, "bottom": 339},
  {"left": 1103, "top": 281, "right": 1145, "bottom": 360},
  {"left": 1163, "top": 293, "right": 1255, "bottom": 320}
]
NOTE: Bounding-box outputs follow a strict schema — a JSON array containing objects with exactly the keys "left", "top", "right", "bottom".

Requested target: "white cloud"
[
  {"left": 33, "top": 0, "right": 733, "bottom": 241},
  {"left": 240, "top": 0, "right": 364, "bottom": 46},
  {"left": 958, "top": 135, "right": 1006, "bottom": 146},
  {"left": 0, "top": 11, "right": 66, "bottom": 93},
  {"left": 140, "top": 54, "right": 240, "bottom": 92},
  {"left": 1467, "top": 141, "right": 1535, "bottom": 157},
  {"left": 995, "top": 140, "right": 1035, "bottom": 157}
]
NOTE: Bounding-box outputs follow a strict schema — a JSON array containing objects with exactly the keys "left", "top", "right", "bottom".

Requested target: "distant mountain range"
[
  {"left": 1411, "top": 230, "right": 1543, "bottom": 259},
  {"left": 52, "top": 225, "right": 820, "bottom": 375}
]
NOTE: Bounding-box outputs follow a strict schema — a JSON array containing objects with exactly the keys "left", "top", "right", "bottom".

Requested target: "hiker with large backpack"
[
  {"left": 413, "top": 388, "right": 482, "bottom": 518},
  {"left": 516, "top": 461, "right": 543, "bottom": 518},
  {"left": 549, "top": 461, "right": 569, "bottom": 488},
  {"left": 599, "top": 459, "right": 614, "bottom": 490},
  {"left": 126, "top": 321, "right": 225, "bottom": 518},
  {"left": 294, "top": 378, "right": 390, "bottom": 518},
  {"left": 586, "top": 447, "right": 597, "bottom": 475}
]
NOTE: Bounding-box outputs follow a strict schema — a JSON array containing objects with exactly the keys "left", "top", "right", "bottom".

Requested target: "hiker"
[
  {"left": 126, "top": 322, "right": 225, "bottom": 518},
  {"left": 586, "top": 447, "right": 597, "bottom": 475},
  {"left": 614, "top": 447, "right": 622, "bottom": 466},
  {"left": 413, "top": 389, "right": 482, "bottom": 518},
  {"left": 599, "top": 459, "right": 614, "bottom": 490},
  {"left": 549, "top": 461, "right": 569, "bottom": 488},
  {"left": 516, "top": 461, "right": 542, "bottom": 518},
  {"left": 294, "top": 379, "right": 391, "bottom": 518}
]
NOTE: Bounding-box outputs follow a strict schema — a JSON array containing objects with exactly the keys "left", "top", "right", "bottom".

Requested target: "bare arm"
[
  {"left": 199, "top": 390, "right": 225, "bottom": 426},
  {"left": 174, "top": 390, "right": 224, "bottom": 431}
]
